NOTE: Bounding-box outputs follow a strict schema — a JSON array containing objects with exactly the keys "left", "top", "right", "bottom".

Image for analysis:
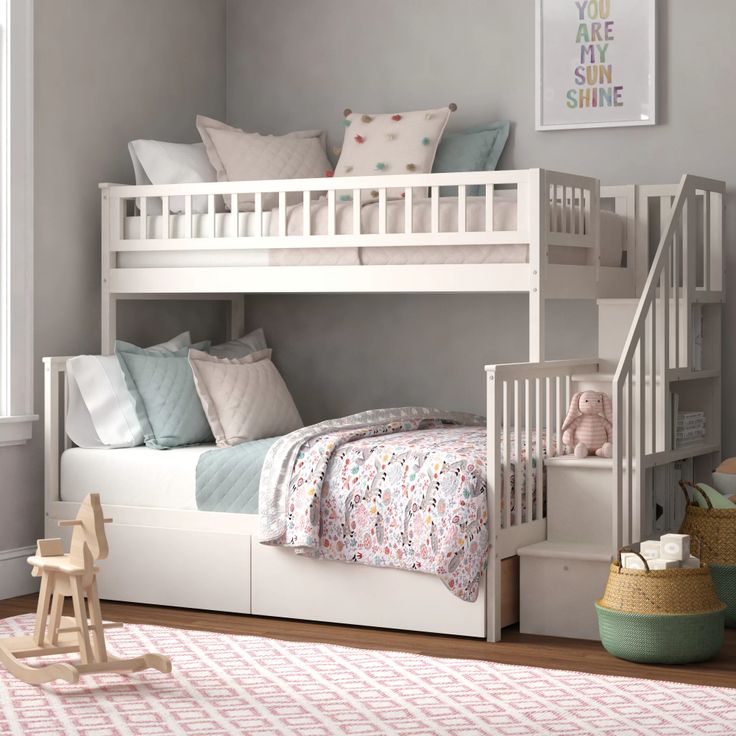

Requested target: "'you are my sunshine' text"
[{"left": 566, "top": 0, "right": 623, "bottom": 110}]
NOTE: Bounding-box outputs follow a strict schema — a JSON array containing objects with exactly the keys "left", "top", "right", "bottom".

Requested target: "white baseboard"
[{"left": 0, "top": 546, "right": 38, "bottom": 600}]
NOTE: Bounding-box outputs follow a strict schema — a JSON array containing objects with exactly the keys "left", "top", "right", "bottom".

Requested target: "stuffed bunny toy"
[{"left": 561, "top": 390, "right": 613, "bottom": 459}]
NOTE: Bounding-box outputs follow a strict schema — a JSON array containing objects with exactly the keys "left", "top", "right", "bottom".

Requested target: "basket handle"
[
  {"left": 678, "top": 480, "right": 714, "bottom": 510},
  {"left": 691, "top": 535, "right": 702, "bottom": 562},
  {"left": 616, "top": 547, "right": 650, "bottom": 573}
]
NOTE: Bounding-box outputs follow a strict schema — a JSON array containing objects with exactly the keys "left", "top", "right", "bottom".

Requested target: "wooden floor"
[{"left": 1, "top": 594, "right": 734, "bottom": 688}]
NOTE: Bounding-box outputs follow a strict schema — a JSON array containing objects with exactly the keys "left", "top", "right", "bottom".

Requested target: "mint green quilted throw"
[{"left": 116, "top": 341, "right": 213, "bottom": 449}]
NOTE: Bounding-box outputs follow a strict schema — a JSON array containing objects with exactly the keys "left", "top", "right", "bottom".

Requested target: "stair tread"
[
  {"left": 518, "top": 540, "right": 612, "bottom": 562},
  {"left": 545, "top": 455, "right": 612, "bottom": 469}
]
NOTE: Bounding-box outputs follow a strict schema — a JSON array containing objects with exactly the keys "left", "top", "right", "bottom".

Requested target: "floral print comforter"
[
  {"left": 258, "top": 408, "right": 543, "bottom": 602},
  {"left": 279, "top": 418, "right": 489, "bottom": 601}
]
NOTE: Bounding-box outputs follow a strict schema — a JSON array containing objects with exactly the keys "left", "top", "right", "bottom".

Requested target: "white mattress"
[
  {"left": 60, "top": 445, "right": 215, "bottom": 510},
  {"left": 120, "top": 198, "right": 625, "bottom": 269}
]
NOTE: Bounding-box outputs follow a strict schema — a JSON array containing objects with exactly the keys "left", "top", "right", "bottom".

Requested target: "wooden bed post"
[
  {"left": 227, "top": 295, "right": 246, "bottom": 340},
  {"left": 528, "top": 169, "right": 546, "bottom": 362},
  {"left": 486, "top": 366, "right": 504, "bottom": 642},
  {"left": 100, "top": 185, "right": 116, "bottom": 354}
]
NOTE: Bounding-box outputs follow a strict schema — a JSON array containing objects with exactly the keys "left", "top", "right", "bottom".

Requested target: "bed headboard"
[{"left": 43, "top": 357, "right": 71, "bottom": 509}]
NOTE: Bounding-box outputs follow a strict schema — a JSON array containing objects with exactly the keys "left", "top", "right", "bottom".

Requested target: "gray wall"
[
  {"left": 0, "top": 0, "right": 227, "bottom": 553},
  {"left": 226, "top": 0, "right": 736, "bottom": 442}
]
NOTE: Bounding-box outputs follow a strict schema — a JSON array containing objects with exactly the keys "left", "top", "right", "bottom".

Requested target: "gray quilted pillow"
[
  {"left": 210, "top": 327, "right": 268, "bottom": 359},
  {"left": 116, "top": 341, "right": 213, "bottom": 450}
]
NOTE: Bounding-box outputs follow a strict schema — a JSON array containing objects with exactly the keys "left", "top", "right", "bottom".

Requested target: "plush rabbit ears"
[
  {"left": 561, "top": 391, "right": 613, "bottom": 434},
  {"left": 601, "top": 392, "right": 613, "bottom": 424},
  {"left": 561, "top": 392, "right": 583, "bottom": 436}
]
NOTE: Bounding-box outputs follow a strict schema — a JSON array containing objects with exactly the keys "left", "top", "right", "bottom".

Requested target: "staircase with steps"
[{"left": 518, "top": 176, "right": 725, "bottom": 640}]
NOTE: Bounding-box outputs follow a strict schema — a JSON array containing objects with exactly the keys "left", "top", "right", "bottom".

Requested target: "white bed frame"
[{"left": 44, "top": 168, "right": 672, "bottom": 642}]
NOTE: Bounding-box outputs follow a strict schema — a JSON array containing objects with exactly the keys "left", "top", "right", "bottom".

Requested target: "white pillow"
[
  {"left": 66, "top": 331, "right": 191, "bottom": 449},
  {"left": 196, "top": 115, "right": 331, "bottom": 211},
  {"left": 128, "top": 140, "right": 216, "bottom": 215},
  {"left": 188, "top": 348, "right": 302, "bottom": 447},
  {"left": 334, "top": 106, "right": 452, "bottom": 203}
]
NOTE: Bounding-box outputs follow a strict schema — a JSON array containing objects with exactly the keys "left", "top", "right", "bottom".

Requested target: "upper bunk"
[{"left": 100, "top": 168, "right": 639, "bottom": 301}]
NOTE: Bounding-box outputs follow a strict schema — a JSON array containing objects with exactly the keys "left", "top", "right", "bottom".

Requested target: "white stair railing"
[{"left": 612, "top": 175, "right": 724, "bottom": 551}]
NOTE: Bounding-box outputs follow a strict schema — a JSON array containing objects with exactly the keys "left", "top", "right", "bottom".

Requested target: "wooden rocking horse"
[{"left": 0, "top": 493, "right": 171, "bottom": 685}]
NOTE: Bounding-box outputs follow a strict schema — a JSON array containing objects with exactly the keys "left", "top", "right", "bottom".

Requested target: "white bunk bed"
[{"left": 43, "top": 168, "right": 722, "bottom": 643}]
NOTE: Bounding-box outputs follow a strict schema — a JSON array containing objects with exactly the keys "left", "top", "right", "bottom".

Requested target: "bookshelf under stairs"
[{"left": 519, "top": 175, "right": 725, "bottom": 640}]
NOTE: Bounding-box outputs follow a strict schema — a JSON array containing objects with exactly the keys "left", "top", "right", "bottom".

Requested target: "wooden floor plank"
[{"left": 1, "top": 594, "right": 734, "bottom": 688}]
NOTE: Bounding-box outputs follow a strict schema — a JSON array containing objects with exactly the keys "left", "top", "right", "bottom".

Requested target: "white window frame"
[{"left": 0, "top": 0, "right": 36, "bottom": 446}]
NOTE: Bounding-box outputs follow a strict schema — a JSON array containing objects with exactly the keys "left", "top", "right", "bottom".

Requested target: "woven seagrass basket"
[
  {"left": 595, "top": 549, "right": 726, "bottom": 664},
  {"left": 679, "top": 481, "right": 736, "bottom": 628}
]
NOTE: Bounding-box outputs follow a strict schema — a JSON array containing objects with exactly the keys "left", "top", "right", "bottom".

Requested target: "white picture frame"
[{"left": 536, "top": 0, "right": 657, "bottom": 131}]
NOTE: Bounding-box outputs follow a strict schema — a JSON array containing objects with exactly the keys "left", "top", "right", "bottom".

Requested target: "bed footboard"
[{"left": 485, "top": 358, "right": 599, "bottom": 641}]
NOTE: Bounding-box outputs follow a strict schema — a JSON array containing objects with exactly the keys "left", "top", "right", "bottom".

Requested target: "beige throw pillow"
[
  {"left": 334, "top": 106, "right": 452, "bottom": 204},
  {"left": 189, "top": 348, "right": 303, "bottom": 447},
  {"left": 196, "top": 115, "right": 330, "bottom": 211}
]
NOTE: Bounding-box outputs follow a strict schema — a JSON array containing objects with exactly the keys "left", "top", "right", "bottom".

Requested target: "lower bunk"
[{"left": 45, "top": 357, "right": 592, "bottom": 641}]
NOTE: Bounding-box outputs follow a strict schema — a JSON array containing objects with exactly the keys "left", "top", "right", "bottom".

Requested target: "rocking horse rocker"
[{"left": 0, "top": 493, "right": 171, "bottom": 685}]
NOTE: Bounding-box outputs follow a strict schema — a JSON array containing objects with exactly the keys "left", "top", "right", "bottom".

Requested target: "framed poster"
[{"left": 536, "top": 0, "right": 656, "bottom": 130}]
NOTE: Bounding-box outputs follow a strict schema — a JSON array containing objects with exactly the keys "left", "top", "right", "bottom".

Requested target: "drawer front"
[{"left": 93, "top": 525, "right": 251, "bottom": 613}]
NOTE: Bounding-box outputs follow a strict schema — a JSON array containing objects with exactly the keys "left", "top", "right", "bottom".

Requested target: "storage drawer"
[{"left": 90, "top": 525, "right": 251, "bottom": 613}]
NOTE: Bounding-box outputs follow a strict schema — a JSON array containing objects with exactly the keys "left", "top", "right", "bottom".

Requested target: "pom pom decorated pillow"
[{"left": 334, "top": 106, "right": 453, "bottom": 204}]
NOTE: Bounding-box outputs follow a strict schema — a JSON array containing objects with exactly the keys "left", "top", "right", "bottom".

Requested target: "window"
[{"left": 0, "top": 0, "right": 35, "bottom": 445}]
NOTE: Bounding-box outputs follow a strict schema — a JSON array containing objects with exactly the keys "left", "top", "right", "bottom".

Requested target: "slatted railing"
[
  {"left": 103, "top": 169, "right": 598, "bottom": 253},
  {"left": 487, "top": 359, "right": 599, "bottom": 531},
  {"left": 613, "top": 175, "right": 725, "bottom": 550}
]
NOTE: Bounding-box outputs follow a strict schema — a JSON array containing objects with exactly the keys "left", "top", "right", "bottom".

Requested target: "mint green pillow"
[
  {"left": 432, "top": 121, "right": 510, "bottom": 196},
  {"left": 116, "top": 340, "right": 213, "bottom": 449}
]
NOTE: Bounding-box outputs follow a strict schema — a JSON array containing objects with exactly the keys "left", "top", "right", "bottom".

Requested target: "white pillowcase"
[
  {"left": 189, "top": 348, "right": 302, "bottom": 447},
  {"left": 66, "top": 331, "right": 192, "bottom": 449},
  {"left": 128, "top": 140, "right": 217, "bottom": 215},
  {"left": 334, "top": 106, "right": 452, "bottom": 203},
  {"left": 196, "top": 115, "right": 331, "bottom": 211}
]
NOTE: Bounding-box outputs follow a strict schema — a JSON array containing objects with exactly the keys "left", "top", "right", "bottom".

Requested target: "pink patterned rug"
[{"left": 0, "top": 614, "right": 734, "bottom": 736}]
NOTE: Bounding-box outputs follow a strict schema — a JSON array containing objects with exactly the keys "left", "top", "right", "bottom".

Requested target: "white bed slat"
[
  {"left": 673, "top": 224, "right": 680, "bottom": 369},
  {"left": 524, "top": 378, "right": 533, "bottom": 525},
  {"left": 535, "top": 376, "right": 544, "bottom": 521},
  {"left": 184, "top": 195, "right": 193, "bottom": 239},
  {"left": 485, "top": 184, "right": 494, "bottom": 232},
  {"left": 404, "top": 187, "right": 413, "bottom": 234},
  {"left": 513, "top": 379, "right": 521, "bottom": 527},
  {"left": 279, "top": 192, "right": 287, "bottom": 236},
  {"left": 578, "top": 188, "right": 585, "bottom": 236},
  {"left": 431, "top": 186, "right": 439, "bottom": 234},
  {"left": 626, "top": 371, "right": 633, "bottom": 542},
  {"left": 302, "top": 191, "right": 311, "bottom": 237},
  {"left": 502, "top": 380, "right": 511, "bottom": 531},
  {"left": 649, "top": 304, "right": 656, "bottom": 454},
  {"left": 139, "top": 197, "right": 147, "bottom": 241},
  {"left": 208, "top": 194, "right": 216, "bottom": 238},
  {"left": 254, "top": 192, "right": 263, "bottom": 237},
  {"left": 457, "top": 185, "right": 466, "bottom": 233},
  {"left": 327, "top": 190, "right": 336, "bottom": 236},
  {"left": 703, "top": 191, "right": 711, "bottom": 291},
  {"left": 546, "top": 376, "right": 553, "bottom": 458},
  {"left": 230, "top": 194, "right": 238, "bottom": 238},
  {"left": 161, "top": 197, "right": 170, "bottom": 239},
  {"left": 353, "top": 190, "right": 361, "bottom": 236},
  {"left": 378, "top": 189, "right": 387, "bottom": 235}
]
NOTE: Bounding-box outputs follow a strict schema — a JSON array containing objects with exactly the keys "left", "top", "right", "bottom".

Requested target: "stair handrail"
[{"left": 612, "top": 174, "right": 725, "bottom": 551}]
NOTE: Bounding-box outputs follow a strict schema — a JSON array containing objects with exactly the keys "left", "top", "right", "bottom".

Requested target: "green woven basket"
[
  {"left": 595, "top": 603, "right": 726, "bottom": 664},
  {"left": 709, "top": 564, "right": 736, "bottom": 628}
]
